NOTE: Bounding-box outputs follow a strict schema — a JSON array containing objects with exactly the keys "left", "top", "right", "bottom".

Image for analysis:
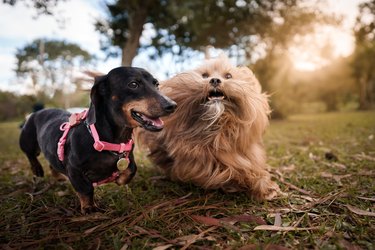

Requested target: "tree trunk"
[
  {"left": 358, "top": 76, "right": 369, "bottom": 110},
  {"left": 204, "top": 45, "right": 213, "bottom": 59},
  {"left": 121, "top": 10, "right": 147, "bottom": 66}
]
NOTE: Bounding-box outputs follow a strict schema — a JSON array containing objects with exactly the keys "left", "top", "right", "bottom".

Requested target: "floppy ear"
[
  {"left": 237, "top": 66, "right": 262, "bottom": 93},
  {"left": 86, "top": 75, "right": 108, "bottom": 125},
  {"left": 237, "top": 66, "right": 254, "bottom": 77}
]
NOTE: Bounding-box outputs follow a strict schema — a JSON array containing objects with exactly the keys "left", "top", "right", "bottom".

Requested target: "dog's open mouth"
[
  {"left": 131, "top": 110, "right": 164, "bottom": 131},
  {"left": 207, "top": 89, "right": 225, "bottom": 101}
]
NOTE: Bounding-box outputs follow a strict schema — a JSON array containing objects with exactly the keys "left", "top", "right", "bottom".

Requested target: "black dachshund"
[{"left": 19, "top": 67, "right": 176, "bottom": 214}]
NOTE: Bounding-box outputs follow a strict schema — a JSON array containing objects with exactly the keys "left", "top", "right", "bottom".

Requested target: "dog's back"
[{"left": 19, "top": 109, "right": 70, "bottom": 176}]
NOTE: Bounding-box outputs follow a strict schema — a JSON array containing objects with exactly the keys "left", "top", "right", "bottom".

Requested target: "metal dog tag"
[{"left": 117, "top": 158, "right": 128, "bottom": 171}]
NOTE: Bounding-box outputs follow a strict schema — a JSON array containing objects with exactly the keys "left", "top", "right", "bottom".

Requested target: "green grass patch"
[{"left": 0, "top": 111, "right": 374, "bottom": 249}]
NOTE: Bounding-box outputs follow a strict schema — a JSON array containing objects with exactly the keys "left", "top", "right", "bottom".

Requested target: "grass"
[{"left": 0, "top": 111, "right": 374, "bottom": 249}]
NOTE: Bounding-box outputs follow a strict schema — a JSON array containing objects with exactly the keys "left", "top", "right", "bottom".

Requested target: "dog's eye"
[
  {"left": 202, "top": 73, "right": 209, "bottom": 79},
  {"left": 128, "top": 82, "right": 139, "bottom": 89},
  {"left": 225, "top": 73, "right": 232, "bottom": 79}
]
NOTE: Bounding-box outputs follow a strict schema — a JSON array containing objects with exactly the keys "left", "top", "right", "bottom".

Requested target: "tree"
[
  {"left": 0, "top": 91, "right": 36, "bottom": 121},
  {"left": 96, "top": 0, "right": 330, "bottom": 66},
  {"left": 2, "top": 0, "right": 66, "bottom": 15},
  {"left": 309, "top": 56, "right": 356, "bottom": 112},
  {"left": 15, "top": 39, "right": 95, "bottom": 108},
  {"left": 352, "top": 0, "right": 375, "bottom": 110}
]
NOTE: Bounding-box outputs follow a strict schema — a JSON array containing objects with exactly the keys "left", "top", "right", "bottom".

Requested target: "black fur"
[{"left": 19, "top": 67, "right": 176, "bottom": 213}]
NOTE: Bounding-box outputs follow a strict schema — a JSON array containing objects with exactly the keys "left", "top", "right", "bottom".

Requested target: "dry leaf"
[
  {"left": 84, "top": 224, "right": 102, "bottom": 235},
  {"left": 56, "top": 190, "right": 70, "bottom": 197},
  {"left": 321, "top": 172, "right": 351, "bottom": 186},
  {"left": 254, "top": 225, "right": 320, "bottom": 231},
  {"left": 353, "top": 153, "right": 375, "bottom": 161},
  {"left": 280, "top": 164, "right": 296, "bottom": 172},
  {"left": 191, "top": 215, "right": 221, "bottom": 226},
  {"left": 346, "top": 205, "right": 375, "bottom": 216},
  {"left": 290, "top": 194, "right": 316, "bottom": 202},
  {"left": 221, "top": 214, "right": 267, "bottom": 225},
  {"left": 358, "top": 170, "right": 375, "bottom": 176},
  {"left": 70, "top": 214, "right": 110, "bottom": 222},
  {"left": 309, "top": 152, "right": 319, "bottom": 161},
  {"left": 239, "top": 244, "right": 290, "bottom": 250},
  {"left": 176, "top": 234, "right": 201, "bottom": 243},
  {"left": 357, "top": 196, "right": 375, "bottom": 202},
  {"left": 278, "top": 179, "right": 314, "bottom": 196},
  {"left": 274, "top": 213, "right": 282, "bottom": 227},
  {"left": 152, "top": 244, "right": 173, "bottom": 250},
  {"left": 321, "top": 162, "right": 346, "bottom": 169}
]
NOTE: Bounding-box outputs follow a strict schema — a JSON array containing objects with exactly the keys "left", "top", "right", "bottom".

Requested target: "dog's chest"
[{"left": 84, "top": 152, "right": 121, "bottom": 182}]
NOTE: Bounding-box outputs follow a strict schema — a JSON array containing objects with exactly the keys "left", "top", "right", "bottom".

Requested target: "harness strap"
[
  {"left": 57, "top": 109, "right": 134, "bottom": 187},
  {"left": 89, "top": 124, "right": 133, "bottom": 153},
  {"left": 92, "top": 172, "right": 120, "bottom": 187},
  {"left": 58, "top": 110, "right": 88, "bottom": 161}
]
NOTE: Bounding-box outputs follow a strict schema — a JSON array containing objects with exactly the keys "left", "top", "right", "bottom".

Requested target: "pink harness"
[{"left": 57, "top": 109, "right": 133, "bottom": 187}]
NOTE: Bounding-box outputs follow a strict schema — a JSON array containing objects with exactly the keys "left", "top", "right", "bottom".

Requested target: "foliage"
[
  {"left": 15, "top": 38, "right": 95, "bottom": 107},
  {"left": 307, "top": 57, "right": 356, "bottom": 112},
  {"left": 253, "top": 54, "right": 357, "bottom": 117},
  {"left": 96, "top": 0, "right": 332, "bottom": 66},
  {"left": 0, "top": 91, "right": 37, "bottom": 121},
  {"left": 352, "top": 0, "right": 375, "bottom": 110},
  {"left": 2, "top": 0, "right": 66, "bottom": 15},
  {"left": 0, "top": 111, "right": 374, "bottom": 248},
  {"left": 0, "top": 90, "right": 89, "bottom": 122}
]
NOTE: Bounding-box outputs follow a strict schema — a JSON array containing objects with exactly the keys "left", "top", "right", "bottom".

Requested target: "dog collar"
[{"left": 87, "top": 123, "right": 133, "bottom": 154}]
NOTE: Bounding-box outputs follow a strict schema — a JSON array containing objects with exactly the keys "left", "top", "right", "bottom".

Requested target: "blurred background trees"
[
  {"left": 95, "top": 0, "right": 330, "bottom": 66},
  {"left": 352, "top": 0, "right": 375, "bottom": 110},
  {"left": 15, "top": 39, "right": 95, "bottom": 109},
  {"left": 3, "top": 0, "right": 65, "bottom": 15},
  {"left": 1, "top": 0, "right": 374, "bottom": 121}
]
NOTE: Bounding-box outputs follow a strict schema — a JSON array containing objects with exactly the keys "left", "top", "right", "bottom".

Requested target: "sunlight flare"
[{"left": 289, "top": 25, "right": 355, "bottom": 71}]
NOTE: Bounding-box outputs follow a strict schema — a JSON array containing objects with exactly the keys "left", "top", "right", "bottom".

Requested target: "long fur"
[{"left": 138, "top": 56, "right": 280, "bottom": 200}]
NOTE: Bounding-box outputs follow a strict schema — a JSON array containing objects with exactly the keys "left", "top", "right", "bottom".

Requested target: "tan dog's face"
[
  {"left": 161, "top": 56, "right": 266, "bottom": 128},
  {"left": 195, "top": 56, "right": 262, "bottom": 103}
]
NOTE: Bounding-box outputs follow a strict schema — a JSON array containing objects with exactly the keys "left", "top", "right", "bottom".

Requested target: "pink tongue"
[
  {"left": 151, "top": 117, "right": 164, "bottom": 127},
  {"left": 142, "top": 115, "right": 164, "bottom": 127}
]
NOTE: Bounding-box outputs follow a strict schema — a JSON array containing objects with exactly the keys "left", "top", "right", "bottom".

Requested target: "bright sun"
[{"left": 289, "top": 25, "right": 355, "bottom": 71}]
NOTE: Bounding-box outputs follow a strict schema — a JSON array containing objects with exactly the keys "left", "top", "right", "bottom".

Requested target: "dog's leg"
[
  {"left": 76, "top": 193, "right": 97, "bottom": 214},
  {"left": 27, "top": 156, "right": 44, "bottom": 177},
  {"left": 49, "top": 166, "right": 67, "bottom": 182},
  {"left": 66, "top": 166, "right": 97, "bottom": 214},
  {"left": 241, "top": 144, "right": 281, "bottom": 200}
]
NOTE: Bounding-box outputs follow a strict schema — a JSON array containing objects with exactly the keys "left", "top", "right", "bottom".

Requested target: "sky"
[{"left": 0, "top": 0, "right": 366, "bottom": 93}]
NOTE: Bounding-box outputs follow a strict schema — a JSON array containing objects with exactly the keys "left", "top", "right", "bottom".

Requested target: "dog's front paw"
[
  {"left": 77, "top": 193, "right": 102, "bottom": 214},
  {"left": 80, "top": 204, "right": 104, "bottom": 215},
  {"left": 252, "top": 177, "right": 281, "bottom": 201},
  {"left": 263, "top": 182, "right": 281, "bottom": 200}
]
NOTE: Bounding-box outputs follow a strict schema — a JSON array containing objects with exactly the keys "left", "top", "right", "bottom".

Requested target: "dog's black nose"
[
  {"left": 163, "top": 100, "right": 177, "bottom": 114},
  {"left": 209, "top": 78, "right": 221, "bottom": 87}
]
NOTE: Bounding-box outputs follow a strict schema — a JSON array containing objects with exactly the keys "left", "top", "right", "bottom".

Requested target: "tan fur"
[
  {"left": 122, "top": 98, "right": 166, "bottom": 128},
  {"left": 138, "top": 56, "right": 280, "bottom": 200}
]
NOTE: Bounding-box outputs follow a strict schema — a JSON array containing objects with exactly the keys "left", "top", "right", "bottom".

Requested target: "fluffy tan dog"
[{"left": 138, "top": 56, "right": 280, "bottom": 200}]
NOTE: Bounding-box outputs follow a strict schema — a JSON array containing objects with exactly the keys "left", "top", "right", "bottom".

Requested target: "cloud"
[{"left": 0, "top": 0, "right": 114, "bottom": 92}]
